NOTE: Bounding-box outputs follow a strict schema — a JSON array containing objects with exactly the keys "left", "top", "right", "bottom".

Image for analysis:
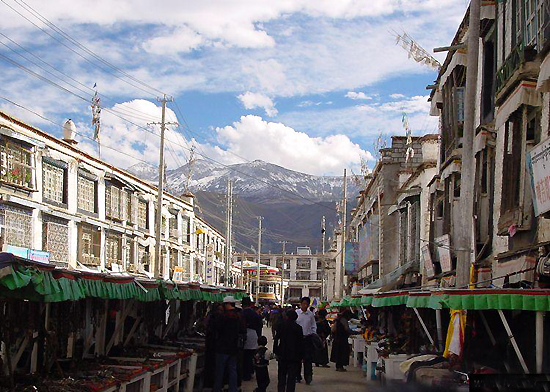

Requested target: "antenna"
[{"left": 393, "top": 30, "right": 441, "bottom": 70}]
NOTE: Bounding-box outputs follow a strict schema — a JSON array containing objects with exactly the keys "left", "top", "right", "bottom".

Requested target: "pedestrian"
[
  {"left": 253, "top": 335, "right": 275, "bottom": 392},
  {"left": 204, "top": 303, "right": 223, "bottom": 389},
  {"left": 213, "top": 296, "right": 246, "bottom": 392},
  {"left": 242, "top": 297, "right": 263, "bottom": 381},
  {"left": 330, "top": 309, "right": 361, "bottom": 372},
  {"left": 270, "top": 305, "right": 283, "bottom": 338},
  {"left": 314, "top": 309, "right": 330, "bottom": 368},
  {"left": 295, "top": 297, "right": 316, "bottom": 384},
  {"left": 274, "top": 309, "right": 304, "bottom": 392}
]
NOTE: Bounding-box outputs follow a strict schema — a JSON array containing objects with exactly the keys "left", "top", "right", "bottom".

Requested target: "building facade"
[
  {"left": 234, "top": 246, "right": 326, "bottom": 304},
  {"left": 0, "top": 110, "right": 235, "bottom": 286}
]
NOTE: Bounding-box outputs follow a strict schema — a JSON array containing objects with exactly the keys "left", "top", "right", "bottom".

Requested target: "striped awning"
[
  {"left": 496, "top": 81, "right": 541, "bottom": 129},
  {"left": 537, "top": 53, "right": 550, "bottom": 92}
]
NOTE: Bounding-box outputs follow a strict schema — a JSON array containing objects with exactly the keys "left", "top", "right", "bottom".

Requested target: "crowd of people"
[{"left": 203, "top": 295, "right": 362, "bottom": 392}]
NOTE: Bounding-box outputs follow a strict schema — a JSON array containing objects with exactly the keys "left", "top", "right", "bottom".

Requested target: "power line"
[{"left": 2, "top": 0, "right": 163, "bottom": 97}]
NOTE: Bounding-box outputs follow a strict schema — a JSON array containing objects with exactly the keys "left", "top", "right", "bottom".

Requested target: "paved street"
[{"left": 241, "top": 332, "right": 371, "bottom": 392}]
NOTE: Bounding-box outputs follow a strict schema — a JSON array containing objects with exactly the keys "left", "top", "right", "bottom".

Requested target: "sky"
[{"left": 0, "top": 0, "right": 468, "bottom": 176}]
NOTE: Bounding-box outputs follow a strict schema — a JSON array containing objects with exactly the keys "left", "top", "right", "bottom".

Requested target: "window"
[
  {"left": 124, "top": 237, "right": 135, "bottom": 271},
  {"left": 0, "top": 205, "right": 32, "bottom": 248},
  {"left": 42, "top": 160, "right": 67, "bottom": 205},
  {"left": 525, "top": 0, "right": 547, "bottom": 49},
  {"left": 481, "top": 36, "right": 495, "bottom": 123},
  {"left": 170, "top": 248, "right": 179, "bottom": 269},
  {"left": 182, "top": 217, "right": 190, "bottom": 243},
  {"left": 78, "top": 174, "right": 96, "bottom": 213},
  {"left": 261, "top": 258, "right": 270, "bottom": 265},
  {"left": 79, "top": 224, "right": 100, "bottom": 266},
  {"left": 276, "top": 258, "right": 290, "bottom": 269},
  {"left": 296, "top": 271, "right": 310, "bottom": 280},
  {"left": 309, "top": 288, "right": 321, "bottom": 298},
  {"left": 283, "top": 270, "right": 291, "bottom": 279},
  {"left": 0, "top": 137, "right": 34, "bottom": 189},
  {"left": 169, "top": 215, "right": 178, "bottom": 239},
  {"left": 296, "top": 258, "right": 311, "bottom": 269},
  {"left": 501, "top": 113, "right": 523, "bottom": 214},
  {"left": 288, "top": 288, "right": 302, "bottom": 298},
  {"left": 105, "top": 184, "right": 124, "bottom": 220},
  {"left": 138, "top": 245, "right": 150, "bottom": 270},
  {"left": 137, "top": 200, "right": 148, "bottom": 229},
  {"left": 42, "top": 216, "right": 69, "bottom": 265},
  {"left": 259, "top": 284, "right": 274, "bottom": 294},
  {"left": 106, "top": 233, "right": 122, "bottom": 268}
]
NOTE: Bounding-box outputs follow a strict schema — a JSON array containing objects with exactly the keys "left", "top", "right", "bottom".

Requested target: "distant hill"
[{"left": 127, "top": 159, "right": 357, "bottom": 251}]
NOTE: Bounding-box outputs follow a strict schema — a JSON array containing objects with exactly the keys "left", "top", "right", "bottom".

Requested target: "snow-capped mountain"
[{"left": 127, "top": 159, "right": 356, "bottom": 204}]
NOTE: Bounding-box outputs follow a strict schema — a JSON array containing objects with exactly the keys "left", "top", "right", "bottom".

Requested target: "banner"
[
  {"left": 173, "top": 266, "right": 184, "bottom": 283},
  {"left": 206, "top": 243, "right": 214, "bottom": 284},
  {"left": 345, "top": 242, "right": 359, "bottom": 275},
  {"left": 527, "top": 136, "right": 550, "bottom": 216}
]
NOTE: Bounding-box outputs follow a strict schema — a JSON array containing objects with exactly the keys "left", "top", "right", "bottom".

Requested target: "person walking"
[
  {"left": 274, "top": 309, "right": 304, "bottom": 392},
  {"left": 253, "top": 335, "right": 275, "bottom": 392},
  {"left": 204, "top": 303, "right": 223, "bottom": 389},
  {"left": 270, "top": 306, "right": 283, "bottom": 338},
  {"left": 242, "top": 297, "right": 263, "bottom": 381},
  {"left": 295, "top": 297, "right": 316, "bottom": 384},
  {"left": 314, "top": 309, "right": 331, "bottom": 368},
  {"left": 213, "top": 296, "right": 246, "bottom": 392},
  {"left": 330, "top": 309, "right": 360, "bottom": 372}
]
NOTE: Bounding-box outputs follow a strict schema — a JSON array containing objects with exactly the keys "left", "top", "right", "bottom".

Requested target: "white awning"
[
  {"left": 0, "top": 127, "right": 45, "bottom": 148},
  {"left": 430, "top": 90, "right": 442, "bottom": 116},
  {"left": 480, "top": 1, "right": 496, "bottom": 20},
  {"left": 537, "top": 54, "right": 550, "bottom": 92},
  {"left": 429, "top": 178, "right": 442, "bottom": 194},
  {"left": 441, "top": 159, "right": 461, "bottom": 181},
  {"left": 495, "top": 81, "right": 541, "bottom": 129},
  {"left": 397, "top": 188, "right": 421, "bottom": 205},
  {"left": 138, "top": 236, "right": 155, "bottom": 247},
  {"left": 440, "top": 50, "right": 467, "bottom": 87},
  {"left": 474, "top": 130, "right": 489, "bottom": 154}
]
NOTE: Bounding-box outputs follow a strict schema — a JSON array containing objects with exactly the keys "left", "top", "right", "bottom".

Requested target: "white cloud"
[
  {"left": 238, "top": 92, "right": 278, "bottom": 117},
  {"left": 379, "top": 95, "right": 431, "bottom": 114},
  {"left": 214, "top": 115, "right": 374, "bottom": 175},
  {"left": 345, "top": 91, "right": 372, "bottom": 100},
  {"left": 390, "top": 93, "right": 405, "bottom": 99},
  {"left": 142, "top": 26, "right": 205, "bottom": 54}
]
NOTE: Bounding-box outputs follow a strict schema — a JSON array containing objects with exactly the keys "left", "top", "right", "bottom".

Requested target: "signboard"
[
  {"left": 436, "top": 234, "right": 452, "bottom": 273},
  {"left": 206, "top": 243, "right": 214, "bottom": 284},
  {"left": 173, "top": 266, "right": 184, "bottom": 283},
  {"left": 28, "top": 249, "right": 50, "bottom": 264},
  {"left": 6, "top": 246, "right": 50, "bottom": 264},
  {"left": 527, "top": 137, "right": 550, "bottom": 216},
  {"left": 421, "top": 245, "right": 435, "bottom": 277},
  {"left": 345, "top": 242, "right": 359, "bottom": 275}
]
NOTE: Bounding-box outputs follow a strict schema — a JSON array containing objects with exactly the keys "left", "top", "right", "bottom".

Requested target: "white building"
[
  {"left": 0, "top": 110, "right": 235, "bottom": 286},
  {"left": 234, "top": 246, "right": 326, "bottom": 304}
]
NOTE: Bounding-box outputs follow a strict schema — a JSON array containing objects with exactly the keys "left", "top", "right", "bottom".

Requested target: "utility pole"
[
  {"left": 256, "top": 217, "right": 263, "bottom": 305},
  {"left": 225, "top": 179, "right": 233, "bottom": 285},
  {"left": 152, "top": 94, "right": 174, "bottom": 279},
  {"left": 336, "top": 169, "right": 347, "bottom": 299},
  {"left": 321, "top": 216, "right": 326, "bottom": 300},
  {"left": 278, "top": 241, "right": 289, "bottom": 306},
  {"left": 457, "top": 0, "right": 480, "bottom": 287}
]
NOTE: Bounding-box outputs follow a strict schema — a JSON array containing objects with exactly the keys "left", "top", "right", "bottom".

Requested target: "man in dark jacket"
[
  {"left": 213, "top": 296, "right": 246, "bottom": 392},
  {"left": 274, "top": 309, "right": 304, "bottom": 392}
]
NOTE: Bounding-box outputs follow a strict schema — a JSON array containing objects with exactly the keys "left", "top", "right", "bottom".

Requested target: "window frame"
[
  {"left": 0, "top": 136, "right": 36, "bottom": 191},
  {"left": 42, "top": 157, "right": 68, "bottom": 207},
  {"left": 77, "top": 170, "right": 98, "bottom": 215}
]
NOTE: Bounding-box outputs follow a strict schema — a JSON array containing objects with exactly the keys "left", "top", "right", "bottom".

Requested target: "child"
[{"left": 253, "top": 335, "right": 275, "bottom": 392}]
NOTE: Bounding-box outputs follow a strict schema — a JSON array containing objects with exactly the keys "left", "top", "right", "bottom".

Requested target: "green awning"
[
  {"left": 438, "top": 289, "right": 550, "bottom": 311},
  {"left": 361, "top": 295, "right": 374, "bottom": 306},
  {"left": 372, "top": 292, "right": 408, "bottom": 307},
  {"left": 406, "top": 292, "right": 441, "bottom": 309}
]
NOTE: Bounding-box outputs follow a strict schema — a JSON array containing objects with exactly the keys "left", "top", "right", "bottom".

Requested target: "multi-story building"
[
  {"left": 0, "top": 110, "right": 235, "bottom": 286},
  {"left": 347, "top": 135, "right": 439, "bottom": 291},
  {"left": 234, "top": 246, "right": 327, "bottom": 304},
  {"left": 425, "top": 1, "right": 550, "bottom": 289}
]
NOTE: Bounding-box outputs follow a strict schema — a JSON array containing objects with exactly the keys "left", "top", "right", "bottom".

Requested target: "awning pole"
[
  {"left": 436, "top": 309, "right": 443, "bottom": 352},
  {"left": 498, "top": 309, "right": 529, "bottom": 374},
  {"left": 536, "top": 311, "right": 544, "bottom": 374},
  {"left": 413, "top": 308, "right": 435, "bottom": 347},
  {"left": 480, "top": 311, "right": 511, "bottom": 372}
]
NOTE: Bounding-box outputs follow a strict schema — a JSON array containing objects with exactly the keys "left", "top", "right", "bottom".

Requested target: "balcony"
[
  {"left": 82, "top": 255, "right": 100, "bottom": 266},
  {"left": 495, "top": 43, "right": 538, "bottom": 96}
]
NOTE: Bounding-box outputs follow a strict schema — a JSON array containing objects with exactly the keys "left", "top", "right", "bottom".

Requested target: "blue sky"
[{"left": 0, "top": 0, "right": 468, "bottom": 175}]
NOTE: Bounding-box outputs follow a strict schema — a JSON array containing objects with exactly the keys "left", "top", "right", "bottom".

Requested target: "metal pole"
[
  {"left": 321, "top": 216, "right": 326, "bottom": 301},
  {"left": 456, "top": 0, "right": 481, "bottom": 287},
  {"left": 435, "top": 309, "right": 444, "bottom": 352},
  {"left": 536, "top": 311, "right": 544, "bottom": 374},
  {"left": 413, "top": 308, "right": 435, "bottom": 347},
  {"left": 340, "top": 169, "right": 347, "bottom": 299},
  {"left": 225, "top": 179, "right": 232, "bottom": 284},
  {"left": 498, "top": 310, "right": 529, "bottom": 374},
  {"left": 256, "top": 216, "right": 263, "bottom": 305},
  {"left": 154, "top": 94, "right": 173, "bottom": 279},
  {"left": 279, "top": 241, "right": 288, "bottom": 306}
]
